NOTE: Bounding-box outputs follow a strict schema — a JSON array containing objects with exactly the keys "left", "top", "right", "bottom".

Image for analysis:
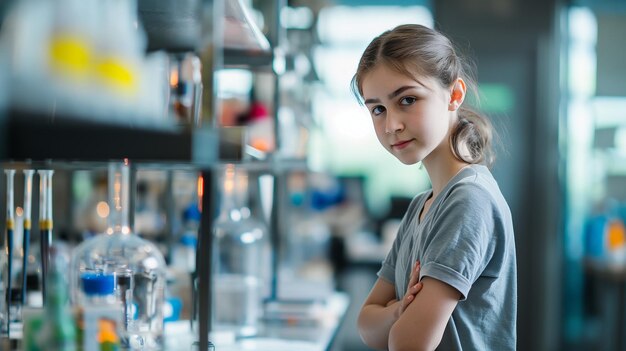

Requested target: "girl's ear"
[{"left": 448, "top": 78, "right": 467, "bottom": 112}]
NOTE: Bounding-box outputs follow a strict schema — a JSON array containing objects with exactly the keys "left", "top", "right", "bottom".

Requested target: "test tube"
[
  {"left": 22, "top": 170, "right": 34, "bottom": 307},
  {"left": 37, "top": 170, "right": 54, "bottom": 302},
  {"left": 4, "top": 169, "right": 15, "bottom": 337}
]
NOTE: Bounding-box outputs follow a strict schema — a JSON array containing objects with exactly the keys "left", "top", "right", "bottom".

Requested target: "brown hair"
[{"left": 351, "top": 24, "right": 495, "bottom": 167}]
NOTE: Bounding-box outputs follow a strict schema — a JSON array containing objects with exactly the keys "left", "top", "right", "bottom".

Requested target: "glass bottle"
[
  {"left": 213, "top": 165, "right": 269, "bottom": 337},
  {"left": 234, "top": 170, "right": 271, "bottom": 299},
  {"left": 71, "top": 161, "right": 166, "bottom": 350}
]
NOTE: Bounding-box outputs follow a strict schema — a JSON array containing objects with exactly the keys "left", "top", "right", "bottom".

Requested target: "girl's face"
[{"left": 361, "top": 64, "right": 456, "bottom": 165}]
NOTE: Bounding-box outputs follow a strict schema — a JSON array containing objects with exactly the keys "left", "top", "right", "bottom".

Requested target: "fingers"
[
  {"left": 400, "top": 260, "right": 423, "bottom": 314},
  {"left": 400, "top": 282, "right": 423, "bottom": 312},
  {"left": 407, "top": 260, "right": 421, "bottom": 288},
  {"left": 409, "top": 281, "right": 423, "bottom": 293},
  {"left": 405, "top": 282, "right": 423, "bottom": 299}
]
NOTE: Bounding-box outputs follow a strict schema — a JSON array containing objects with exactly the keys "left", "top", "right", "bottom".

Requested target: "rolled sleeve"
[{"left": 420, "top": 261, "right": 472, "bottom": 300}]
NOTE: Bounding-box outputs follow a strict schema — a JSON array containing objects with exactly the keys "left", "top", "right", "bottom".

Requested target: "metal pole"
[
  {"left": 197, "top": 170, "right": 215, "bottom": 351},
  {"left": 165, "top": 170, "right": 175, "bottom": 264},
  {"left": 196, "top": 0, "right": 222, "bottom": 345}
]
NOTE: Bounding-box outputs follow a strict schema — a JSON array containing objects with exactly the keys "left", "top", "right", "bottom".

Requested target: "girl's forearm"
[{"left": 357, "top": 302, "right": 400, "bottom": 350}]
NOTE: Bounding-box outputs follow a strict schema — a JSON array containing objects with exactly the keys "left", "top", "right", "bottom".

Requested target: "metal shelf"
[
  {"left": 0, "top": 110, "right": 220, "bottom": 166},
  {"left": 0, "top": 109, "right": 309, "bottom": 173}
]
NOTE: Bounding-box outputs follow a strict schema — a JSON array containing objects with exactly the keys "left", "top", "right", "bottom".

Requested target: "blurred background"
[{"left": 1, "top": 0, "right": 626, "bottom": 350}]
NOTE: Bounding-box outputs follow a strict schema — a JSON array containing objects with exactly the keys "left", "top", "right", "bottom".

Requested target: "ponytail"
[{"left": 450, "top": 106, "right": 494, "bottom": 167}]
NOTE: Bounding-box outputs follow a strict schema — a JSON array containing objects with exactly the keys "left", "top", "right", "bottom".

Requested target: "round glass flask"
[{"left": 71, "top": 161, "right": 166, "bottom": 350}]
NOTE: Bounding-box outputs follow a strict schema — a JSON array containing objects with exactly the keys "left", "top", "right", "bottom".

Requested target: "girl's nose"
[{"left": 385, "top": 112, "right": 404, "bottom": 134}]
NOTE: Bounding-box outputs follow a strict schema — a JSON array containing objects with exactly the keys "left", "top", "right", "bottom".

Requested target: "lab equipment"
[
  {"left": 37, "top": 169, "right": 54, "bottom": 302},
  {"left": 21, "top": 170, "right": 34, "bottom": 308},
  {"left": 71, "top": 161, "right": 166, "bottom": 350},
  {"left": 213, "top": 165, "right": 270, "bottom": 337},
  {"left": 2, "top": 169, "right": 16, "bottom": 336}
]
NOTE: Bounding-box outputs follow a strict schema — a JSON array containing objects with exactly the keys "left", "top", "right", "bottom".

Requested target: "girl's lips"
[{"left": 392, "top": 139, "right": 413, "bottom": 150}]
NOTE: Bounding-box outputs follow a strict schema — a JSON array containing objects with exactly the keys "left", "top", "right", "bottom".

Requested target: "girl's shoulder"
[
  {"left": 439, "top": 166, "right": 511, "bottom": 219},
  {"left": 448, "top": 165, "right": 503, "bottom": 201}
]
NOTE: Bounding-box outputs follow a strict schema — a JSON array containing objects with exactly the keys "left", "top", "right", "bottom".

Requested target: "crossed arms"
[{"left": 357, "top": 262, "right": 462, "bottom": 351}]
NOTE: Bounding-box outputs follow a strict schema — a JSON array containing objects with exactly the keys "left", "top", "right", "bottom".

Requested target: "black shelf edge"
[
  {"left": 0, "top": 110, "right": 306, "bottom": 171},
  {"left": 1, "top": 110, "right": 220, "bottom": 165}
]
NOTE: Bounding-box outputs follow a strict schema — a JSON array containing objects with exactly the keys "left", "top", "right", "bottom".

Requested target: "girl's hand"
[{"left": 395, "top": 261, "right": 423, "bottom": 318}]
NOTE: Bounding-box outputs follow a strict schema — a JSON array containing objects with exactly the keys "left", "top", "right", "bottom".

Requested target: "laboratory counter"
[
  {"left": 0, "top": 292, "right": 349, "bottom": 351},
  {"left": 165, "top": 292, "right": 350, "bottom": 351}
]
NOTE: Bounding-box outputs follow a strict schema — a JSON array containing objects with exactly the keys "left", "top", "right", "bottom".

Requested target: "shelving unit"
[
  {"left": 0, "top": 1, "right": 347, "bottom": 350},
  {"left": 0, "top": 110, "right": 218, "bottom": 164}
]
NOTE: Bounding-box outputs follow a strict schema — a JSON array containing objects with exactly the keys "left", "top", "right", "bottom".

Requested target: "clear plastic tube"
[
  {"left": 22, "top": 170, "right": 34, "bottom": 226},
  {"left": 4, "top": 170, "right": 15, "bottom": 226},
  {"left": 37, "top": 169, "right": 54, "bottom": 302},
  {"left": 21, "top": 169, "right": 34, "bottom": 306},
  {"left": 3, "top": 169, "right": 15, "bottom": 336}
]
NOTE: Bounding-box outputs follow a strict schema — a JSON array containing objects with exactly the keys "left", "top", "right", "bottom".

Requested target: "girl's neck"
[{"left": 423, "top": 150, "right": 470, "bottom": 199}]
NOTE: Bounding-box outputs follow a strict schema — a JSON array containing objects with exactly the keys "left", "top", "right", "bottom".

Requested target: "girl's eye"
[
  {"left": 400, "top": 96, "right": 417, "bottom": 105},
  {"left": 371, "top": 105, "right": 385, "bottom": 116}
]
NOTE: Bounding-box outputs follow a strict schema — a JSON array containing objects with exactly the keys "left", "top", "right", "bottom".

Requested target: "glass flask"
[
  {"left": 71, "top": 161, "right": 166, "bottom": 350},
  {"left": 213, "top": 165, "right": 270, "bottom": 338}
]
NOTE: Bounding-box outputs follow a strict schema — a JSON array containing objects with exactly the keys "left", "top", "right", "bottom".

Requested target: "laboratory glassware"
[
  {"left": 38, "top": 169, "right": 54, "bottom": 302},
  {"left": 3, "top": 169, "right": 16, "bottom": 336},
  {"left": 213, "top": 165, "right": 270, "bottom": 337},
  {"left": 71, "top": 161, "right": 166, "bottom": 350},
  {"left": 21, "top": 170, "right": 34, "bottom": 308}
]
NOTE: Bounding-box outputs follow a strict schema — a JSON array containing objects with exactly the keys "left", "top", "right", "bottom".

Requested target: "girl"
[{"left": 352, "top": 24, "right": 516, "bottom": 350}]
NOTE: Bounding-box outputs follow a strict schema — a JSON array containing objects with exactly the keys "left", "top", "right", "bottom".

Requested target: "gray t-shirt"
[{"left": 378, "top": 164, "right": 517, "bottom": 350}]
